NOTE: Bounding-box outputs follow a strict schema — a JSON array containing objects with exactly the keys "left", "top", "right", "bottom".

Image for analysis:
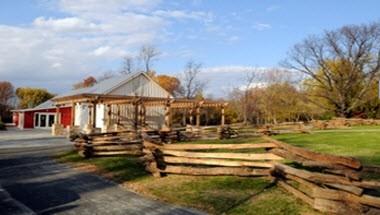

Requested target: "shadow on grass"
[{"left": 56, "top": 150, "right": 150, "bottom": 182}]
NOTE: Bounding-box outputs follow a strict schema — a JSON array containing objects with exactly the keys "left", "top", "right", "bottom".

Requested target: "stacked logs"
[
  {"left": 258, "top": 122, "right": 311, "bottom": 135},
  {"left": 141, "top": 139, "right": 281, "bottom": 177},
  {"left": 72, "top": 131, "right": 143, "bottom": 158},
  {"left": 264, "top": 136, "right": 380, "bottom": 214},
  {"left": 311, "top": 118, "right": 380, "bottom": 129},
  {"left": 219, "top": 126, "right": 239, "bottom": 139}
]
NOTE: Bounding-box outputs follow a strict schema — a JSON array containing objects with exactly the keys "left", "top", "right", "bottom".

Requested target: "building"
[
  {"left": 12, "top": 72, "right": 171, "bottom": 131},
  {"left": 12, "top": 100, "right": 71, "bottom": 130}
]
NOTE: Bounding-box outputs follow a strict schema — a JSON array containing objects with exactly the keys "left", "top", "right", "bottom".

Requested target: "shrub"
[{"left": 0, "top": 121, "right": 6, "bottom": 130}]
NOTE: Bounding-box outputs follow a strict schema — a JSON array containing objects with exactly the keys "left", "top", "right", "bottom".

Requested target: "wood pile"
[
  {"left": 141, "top": 140, "right": 281, "bottom": 177},
  {"left": 257, "top": 123, "right": 311, "bottom": 135},
  {"left": 219, "top": 126, "right": 239, "bottom": 139},
  {"left": 312, "top": 118, "right": 380, "bottom": 129},
  {"left": 264, "top": 136, "right": 380, "bottom": 214},
  {"left": 72, "top": 131, "right": 143, "bottom": 158}
]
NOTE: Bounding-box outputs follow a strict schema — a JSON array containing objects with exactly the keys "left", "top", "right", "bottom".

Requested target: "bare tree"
[
  {"left": 121, "top": 56, "right": 135, "bottom": 75},
  {"left": 241, "top": 68, "right": 261, "bottom": 125},
  {"left": 98, "top": 71, "right": 115, "bottom": 81},
  {"left": 180, "top": 60, "right": 206, "bottom": 99},
  {"left": 284, "top": 22, "right": 380, "bottom": 117},
  {"left": 0, "top": 81, "right": 15, "bottom": 122},
  {"left": 139, "top": 45, "right": 160, "bottom": 73}
]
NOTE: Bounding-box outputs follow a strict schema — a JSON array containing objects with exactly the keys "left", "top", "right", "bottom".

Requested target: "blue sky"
[{"left": 1, "top": 0, "right": 380, "bottom": 97}]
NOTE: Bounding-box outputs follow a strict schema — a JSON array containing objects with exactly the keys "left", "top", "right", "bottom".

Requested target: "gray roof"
[
  {"left": 54, "top": 72, "right": 141, "bottom": 99},
  {"left": 33, "top": 99, "right": 55, "bottom": 109}
]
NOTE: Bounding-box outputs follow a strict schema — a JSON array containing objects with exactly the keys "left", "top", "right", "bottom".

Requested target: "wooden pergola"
[{"left": 52, "top": 93, "right": 228, "bottom": 133}]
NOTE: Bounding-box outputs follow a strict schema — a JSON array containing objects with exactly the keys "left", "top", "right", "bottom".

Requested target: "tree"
[
  {"left": 285, "top": 22, "right": 380, "bottom": 117},
  {"left": 154, "top": 75, "right": 181, "bottom": 96},
  {"left": 180, "top": 60, "right": 206, "bottom": 99},
  {"left": 241, "top": 69, "right": 261, "bottom": 125},
  {"left": 73, "top": 76, "right": 97, "bottom": 89},
  {"left": 139, "top": 45, "right": 160, "bottom": 73},
  {"left": 15, "top": 88, "right": 54, "bottom": 109},
  {"left": 0, "top": 81, "right": 14, "bottom": 106},
  {"left": 0, "top": 81, "right": 15, "bottom": 122},
  {"left": 121, "top": 56, "right": 135, "bottom": 75}
]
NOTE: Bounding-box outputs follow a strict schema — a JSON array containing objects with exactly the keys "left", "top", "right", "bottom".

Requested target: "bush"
[{"left": 0, "top": 121, "right": 6, "bottom": 130}]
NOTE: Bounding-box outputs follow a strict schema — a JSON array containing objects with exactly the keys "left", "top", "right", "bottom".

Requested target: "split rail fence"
[{"left": 71, "top": 132, "right": 380, "bottom": 214}]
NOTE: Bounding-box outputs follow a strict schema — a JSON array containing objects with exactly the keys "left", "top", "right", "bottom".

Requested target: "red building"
[{"left": 12, "top": 100, "right": 72, "bottom": 129}]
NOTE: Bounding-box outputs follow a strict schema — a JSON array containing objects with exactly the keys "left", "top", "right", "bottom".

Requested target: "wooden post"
[
  {"left": 116, "top": 105, "right": 120, "bottom": 125},
  {"left": 55, "top": 105, "right": 60, "bottom": 124},
  {"left": 107, "top": 104, "right": 112, "bottom": 127},
  {"left": 140, "top": 103, "right": 146, "bottom": 128},
  {"left": 182, "top": 109, "right": 187, "bottom": 126},
  {"left": 189, "top": 109, "right": 193, "bottom": 125},
  {"left": 134, "top": 100, "right": 139, "bottom": 130},
  {"left": 88, "top": 104, "right": 92, "bottom": 126},
  {"left": 196, "top": 103, "right": 201, "bottom": 128},
  {"left": 71, "top": 102, "right": 75, "bottom": 127},
  {"left": 92, "top": 102, "right": 97, "bottom": 128},
  {"left": 162, "top": 99, "right": 172, "bottom": 131},
  {"left": 221, "top": 104, "right": 225, "bottom": 127},
  {"left": 52, "top": 105, "right": 62, "bottom": 136}
]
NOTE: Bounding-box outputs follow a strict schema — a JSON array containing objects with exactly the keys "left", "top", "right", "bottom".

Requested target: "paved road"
[{"left": 0, "top": 128, "right": 204, "bottom": 215}]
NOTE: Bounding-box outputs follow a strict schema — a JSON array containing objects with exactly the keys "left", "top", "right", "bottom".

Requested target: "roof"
[
  {"left": 13, "top": 72, "right": 172, "bottom": 111},
  {"left": 11, "top": 100, "right": 69, "bottom": 112}
]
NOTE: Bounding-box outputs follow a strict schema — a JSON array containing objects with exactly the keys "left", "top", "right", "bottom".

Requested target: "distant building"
[{"left": 12, "top": 72, "right": 171, "bottom": 130}]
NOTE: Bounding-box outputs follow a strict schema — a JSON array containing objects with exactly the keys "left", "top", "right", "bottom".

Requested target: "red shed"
[{"left": 12, "top": 100, "right": 72, "bottom": 130}]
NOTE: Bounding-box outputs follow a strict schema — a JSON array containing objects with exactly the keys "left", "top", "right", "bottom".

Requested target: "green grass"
[
  {"left": 57, "top": 142, "right": 320, "bottom": 215},
  {"left": 274, "top": 126, "right": 380, "bottom": 166},
  {"left": 229, "top": 187, "right": 320, "bottom": 215}
]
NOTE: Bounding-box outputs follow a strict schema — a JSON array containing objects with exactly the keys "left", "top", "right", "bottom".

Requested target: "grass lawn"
[
  {"left": 57, "top": 126, "right": 380, "bottom": 214},
  {"left": 274, "top": 125, "right": 380, "bottom": 166}
]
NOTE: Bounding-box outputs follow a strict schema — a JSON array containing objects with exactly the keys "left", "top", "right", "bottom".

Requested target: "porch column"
[
  {"left": 55, "top": 106, "right": 60, "bottom": 124},
  {"left": 83, "top": 103, "right": 94, "bottom": 134},
  {"left": 52, "top": 105, "right": 63, "bottom": 136}
]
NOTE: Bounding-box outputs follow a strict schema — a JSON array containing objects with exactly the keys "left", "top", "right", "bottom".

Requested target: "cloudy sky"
[{"left": 1, "top": 0, "right": 380, "bottom": 97}]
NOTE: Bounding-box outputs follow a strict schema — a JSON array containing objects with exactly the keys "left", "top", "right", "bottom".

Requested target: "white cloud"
[
  {"left": 0, "top": 0, "right": 216, "bottom": 93},
  {"left": 33, "top": 16, "right": 101, "bottom": 32},
  {"left": 153, "top": 10, "right": 213, "bottom": 21},
  {"left": 252, "top": 23, "right": 272, "bottom": 31}
]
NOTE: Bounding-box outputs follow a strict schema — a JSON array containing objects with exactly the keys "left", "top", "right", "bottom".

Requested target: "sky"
[{"left": 1, "top": 0, "right": 380, "bottom": 97}]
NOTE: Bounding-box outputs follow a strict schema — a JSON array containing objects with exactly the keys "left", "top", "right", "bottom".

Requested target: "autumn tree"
[
  {"left": 154, "top": 75, "right": 181, "bottom": 96},
  {"left": 285, "top": 22, "right": 380, "bottom": 117},
  {"left": 180, "top": 60, "right": 206, "bottom": 99},
  {"left": 73, "top": 76, "right": 97, "bottom": 89},
  {"left": 15, "top": 88, "right": 54, "bottom": 109},
  {"left": 0, "top": 81, "right": 15, "bottom": 122}
]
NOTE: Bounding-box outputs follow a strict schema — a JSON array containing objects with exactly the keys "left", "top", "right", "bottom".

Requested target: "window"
[
  {"left": 48, "top": 115, "right": 55, "bottom": 127},
  {"left": 40, "top": 115, "right": 46, "bottom": 127}
]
